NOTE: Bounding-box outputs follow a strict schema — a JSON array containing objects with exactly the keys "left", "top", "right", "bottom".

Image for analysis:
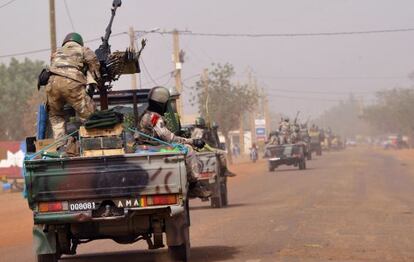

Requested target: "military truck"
[
  {"left": 24, "top": 89, "right": 193, "bottom": 262},
  {"left": 181, "top": 124, "right": 229, "bottom": 208},
  {"left": 264, "top": 143, "right": 307, "bottom": 172},
  {"left": 309, "top": 130, "right": 323, "bottom": 156}
]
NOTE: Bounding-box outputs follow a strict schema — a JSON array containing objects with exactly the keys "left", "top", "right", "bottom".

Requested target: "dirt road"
[{"left": 2, "top": 147, "right": 414, "bottom": 261}]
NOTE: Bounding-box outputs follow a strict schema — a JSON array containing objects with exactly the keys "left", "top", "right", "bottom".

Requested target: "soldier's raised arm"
[{"left": 83, "top": 47, "right": 101, "bottom": 81}]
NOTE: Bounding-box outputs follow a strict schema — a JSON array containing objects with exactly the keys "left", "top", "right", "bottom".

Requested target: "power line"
[
  {"left": 267, "top": 94, "right": 342, "bottom": 102},
  {"left": 0, "top": 0, "right": 18, "bottom": 9},
  {"left": 4, "top": 25, "right": 414, "bottom": 59},
  {"left": 137, "top": 27, "right": 414, "bottom": 38},
  {"left": 248, "top": 75, "right": 407, "bottom": 80},
  {"left": 63, "top": 0, "right": 76, "bottom": 32},
  {"left": 182, "top": 73, "right": 201, "bottom": 82},
  {"left": 0, "top": 32, "right": 127, "bottom": 58},
  {"left": 140, "top": 71, "right": 173, "bottom": 87},
  {"left": 139, "top": 58, "right": 159, "bottom": 86},
  {"left": 265, "top": 88, "right": 375, "bottom": 95}
]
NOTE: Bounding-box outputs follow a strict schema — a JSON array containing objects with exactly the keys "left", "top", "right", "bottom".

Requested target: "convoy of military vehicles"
[{"left": 19, "top": 1, "right": 346, "bottom": 262}]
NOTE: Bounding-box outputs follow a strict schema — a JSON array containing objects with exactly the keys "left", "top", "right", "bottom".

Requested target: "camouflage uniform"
[
  {"left": 279, "top": 121, "right": 291, "bottom": 144},
  {"left": 191, "top": 127, "right": 205, "bottom": 140},
  {"left": 140, "top": 110, "right": 201, "bottom": 182},
  {"left": 46, "top": 41, "right": 101, "bottom": 139}
]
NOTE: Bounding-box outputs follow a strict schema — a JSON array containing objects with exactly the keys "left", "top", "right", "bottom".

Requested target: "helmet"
[
  {"left": 148, "top": 86, "right": 170, "bottom": 115},
  {"left": 284, "top": 117, "right": 290, "bottom": 122},
  {"left": 62, "top": 32, "right": 84, "bottom": 46},
  {"left": 195, "top": 117, "right": 206, "bottom": 128}
]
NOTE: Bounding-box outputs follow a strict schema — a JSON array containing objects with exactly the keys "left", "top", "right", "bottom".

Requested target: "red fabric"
[{"left": 151, "top": 114, "right": 160, "bottom": 126}]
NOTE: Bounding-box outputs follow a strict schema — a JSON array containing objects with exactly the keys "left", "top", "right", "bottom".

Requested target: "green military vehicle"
[
  {"left": 309, "top": 130, "right": 323, "bottom": 156},
  {"left": 265, "top": 143, "right": 307, "bottom": 172},
  {"left": 24, "top": 2, "right": 193, "bottom": 260},
  {"left": 25, "top": 89, "right": 192, "bottom": 262},
  {"left": 181, "top": 124, "right": 229, "bottom": 208}
]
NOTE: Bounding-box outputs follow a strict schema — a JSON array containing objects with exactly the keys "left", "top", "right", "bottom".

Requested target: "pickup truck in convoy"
[
  {"left": 181, "top": 125, "right": 229, "bottom": 208},
  {"left": 24, "top": 89, "right": 191, "bottom": 262},
  {"left": 264, "top": 143, "right": 307, "bottom": 172}
]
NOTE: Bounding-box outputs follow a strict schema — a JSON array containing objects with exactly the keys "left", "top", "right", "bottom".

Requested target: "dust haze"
[{"left": 1, "top": 0, "right": 414, "bottom": 119}]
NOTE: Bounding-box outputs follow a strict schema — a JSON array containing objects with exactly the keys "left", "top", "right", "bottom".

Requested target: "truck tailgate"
[{"left": 25, "top": 153, "right": 186, "bottom": 204}]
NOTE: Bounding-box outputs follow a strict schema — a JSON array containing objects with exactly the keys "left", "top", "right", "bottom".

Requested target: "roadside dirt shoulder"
[{"left": 0, "top": 192, "right": 33, "bottom": 247}]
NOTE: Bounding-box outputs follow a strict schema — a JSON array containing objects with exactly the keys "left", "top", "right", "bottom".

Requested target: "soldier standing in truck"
[{"left": 46, "top": 33, "right": 101, "bottom": 139}]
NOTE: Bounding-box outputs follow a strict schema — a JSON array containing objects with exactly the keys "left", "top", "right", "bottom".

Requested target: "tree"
[
  {"left": 363, "top": 89, "right": 414, "bottom": 139},
  {"left": 191, "top": 63, "right": 259, "bottom": 163},
  {"left": 0, "top": 58, "right": 45, "bottom": 140}
]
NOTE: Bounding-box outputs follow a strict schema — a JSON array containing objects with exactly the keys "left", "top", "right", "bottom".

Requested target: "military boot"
[
  {"left": 188, "top": 181, "right": 212, "bottom": 198},
  {"left": 223, "top": 168, "right": 237, "bottom": 177}
]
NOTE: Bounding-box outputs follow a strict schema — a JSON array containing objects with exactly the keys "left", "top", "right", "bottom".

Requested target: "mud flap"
[{"left": 33, "top": 225, "right": 56, "bottom": 255}]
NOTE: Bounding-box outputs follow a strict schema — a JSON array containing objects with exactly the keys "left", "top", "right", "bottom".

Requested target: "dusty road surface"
[{"left": 2, "top": 147, "right": 414, "bottom": 262}]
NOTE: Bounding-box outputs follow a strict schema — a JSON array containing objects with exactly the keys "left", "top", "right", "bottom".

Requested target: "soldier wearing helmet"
[
  {"left": 191, "top": 117, "right": 207, "bottom": 140},
  {"left": 46, "top": 32, "right": 101, "bottom": 139},
  {"left": 139, "top": 86, "right": 211, "bottom": 198},
  {"left": 191, "top": 117, "right": 237, "bottom": 177}
]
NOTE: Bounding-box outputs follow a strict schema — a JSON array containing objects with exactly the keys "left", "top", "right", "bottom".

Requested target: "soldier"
[
  {"left": 278, "top": 117, "right": 291, "bottom": 144},
  {"left": 46, "top": 32, "right": 101, "bottom": 139},
  {"left": 267, "top": 130, "right": 280, "bottom": 145},
  {"left": 139, "top": 86, "right": 211, "bottom": 198},
  {"left": 191, "top": 117, "right": 208, "bottom": 141},
  {"left": 192, "top": 117, "right": 236, "bottom": 177},
  {"left": 290, "top": 123, "right": 301, "bottom": 144}
]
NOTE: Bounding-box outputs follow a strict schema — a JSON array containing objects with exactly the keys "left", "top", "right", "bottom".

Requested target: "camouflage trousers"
[
  {"left": 184, "top": 145, "right": 201, "bottom": 183},
  {"left": 46, "top": 75, "right": 95, "bottom": 139}
]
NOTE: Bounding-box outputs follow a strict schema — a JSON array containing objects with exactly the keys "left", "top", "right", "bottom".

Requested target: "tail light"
[
  {"left": 38, "top": 201, "right": 68, "bottom": 212},
  {"left": 141, "top": 194, "right": 178, "bottom": 207}
]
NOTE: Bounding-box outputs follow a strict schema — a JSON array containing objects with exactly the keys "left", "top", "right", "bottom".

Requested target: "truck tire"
[
  {"left": 299, "top": 159, "right": 306, "bottom": 170},
  {"left": 168, "top": 224, "right": 190, "bottom": 262},
  {"left": 211, "top": 176, "right": 223, "bottom": 208},
  {"left": 37, "top": 254, "right": 58, "bottom": 262},
  {"left": 316, "top": 148, "right": 322, "bottom": 156},
  {"left": 268, "top": 163, "right": 275, "bottom": 172},
  {"left": 211, "top": 195, "right": 223, "bottom": 208},
  {"left": 221, "top": 181, "right": 228, "bottom": 206}
]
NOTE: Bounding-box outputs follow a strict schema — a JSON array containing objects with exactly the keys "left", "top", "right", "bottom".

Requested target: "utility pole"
[
  {"left": 248, "top": 72, "right": 257, "bottom": 146},
  {"left": 202, "top": 69, "right": 210, "bottom": 124},
  {"left": 238, "top": 81, "right": 245, "bottom": 155},
  {"left": 129, "top": 26, "right": 138, "bottom": 90},
  {"left": 263, "top": 95, "right": 271, "bottom": 137},
  {"left": 49, "top": 0, "right": 57, "bottom": 54},
  {"left": 172, "top": 30, "right": 184, "bottom": 117}
]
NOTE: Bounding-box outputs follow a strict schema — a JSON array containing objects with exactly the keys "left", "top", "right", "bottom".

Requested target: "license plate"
[{"left": 69, "top": 201, "right": 97, "bottom": 211}]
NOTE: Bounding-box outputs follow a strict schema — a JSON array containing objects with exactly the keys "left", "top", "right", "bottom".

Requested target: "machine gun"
[
  {"left": 293, "top": 111, "right": 300, "bottom": 125},
  {"left": 95, "top": 0, "right": 144, "bottom": 109}
]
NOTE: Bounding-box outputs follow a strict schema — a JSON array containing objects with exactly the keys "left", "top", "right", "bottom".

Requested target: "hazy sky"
[{"left": 1, "top": 0, "right": 414, "bottom": 119}]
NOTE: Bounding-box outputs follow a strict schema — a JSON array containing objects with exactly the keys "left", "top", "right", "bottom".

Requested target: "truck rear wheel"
[
  {"left": 316, "top": 148, "right": 322, "bottom": 156},
  {"left": 167, "top": 221, "right": 190, "bottom": 262},
  {"left": 37, "top": 254, "right": 58, "bottom": 262},
  {"left": 221, "top": 181, "right": 228, "bottom": 206},
  {"left": 299, "top": 159, "right": 306, "bottom": 170},
  {"left": 211, "top": 176, "right": 223, "bottom": 208},
  {"left": 166, "top": 200, "right": 190, "bottom": 262},
  {"left": 268, "top": 163, "right": 275, "bottom": 172},
  {"left": 168, "top": 239, "right": 190, "bottom": 262}
]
